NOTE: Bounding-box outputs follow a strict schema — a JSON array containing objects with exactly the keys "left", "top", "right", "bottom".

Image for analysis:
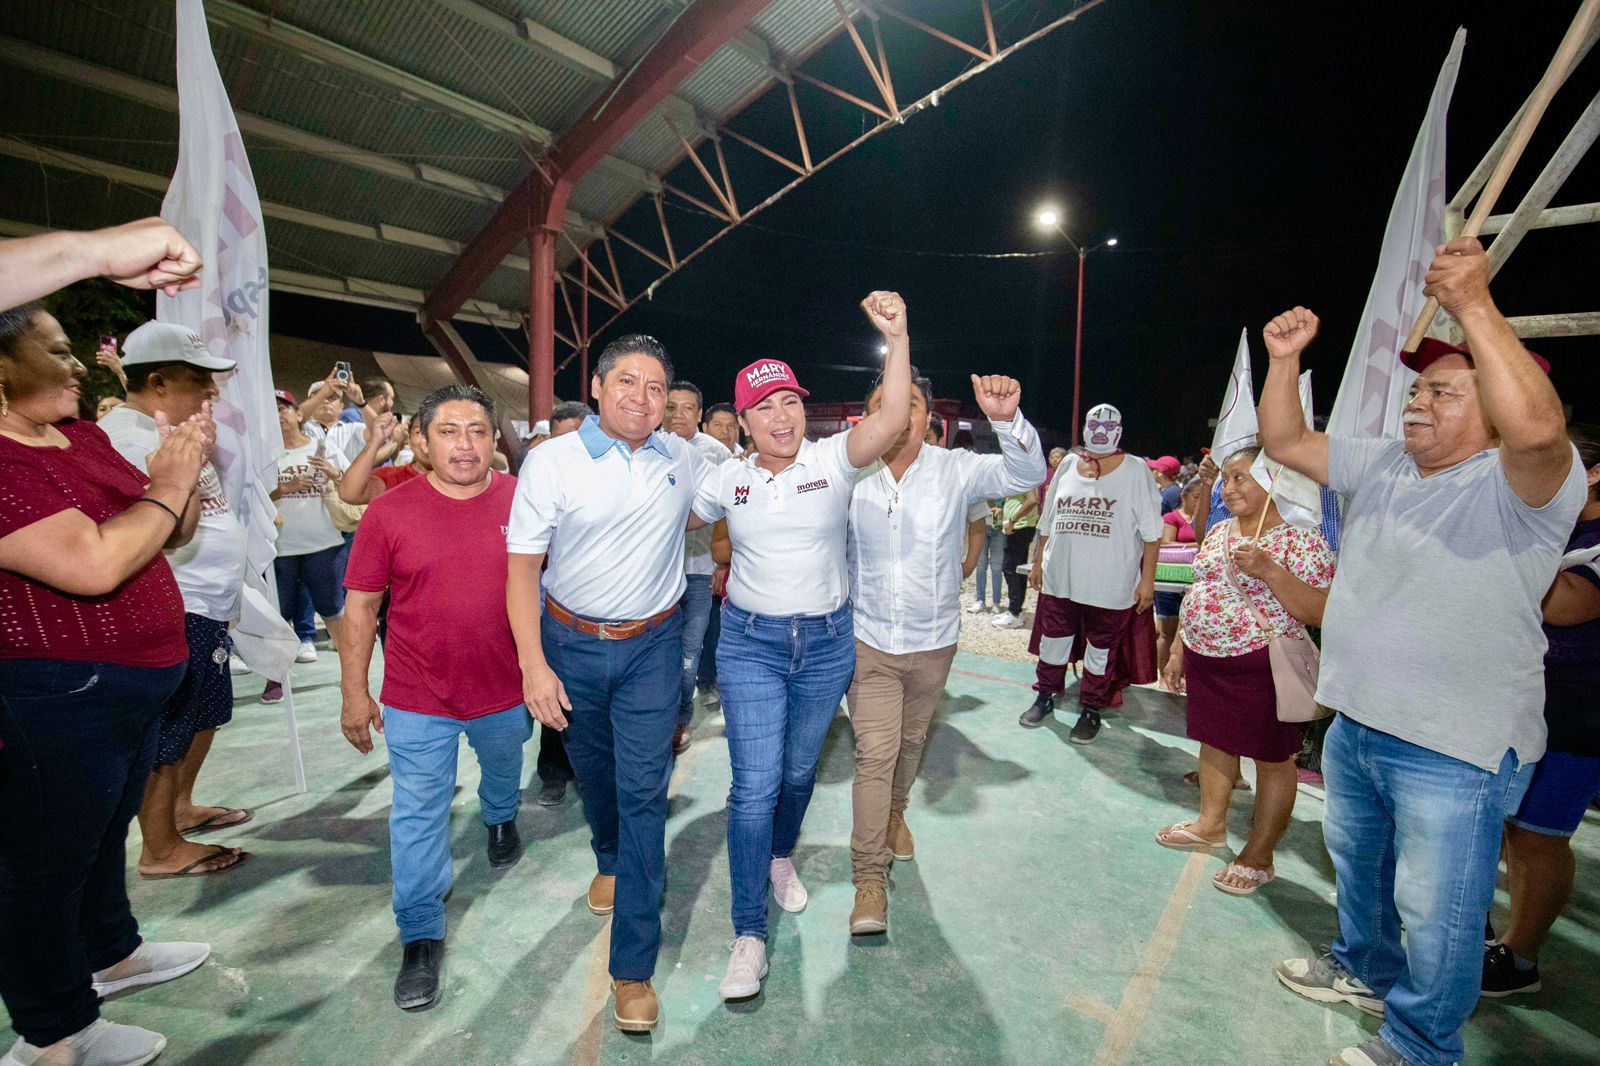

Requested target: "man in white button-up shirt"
[
  {"left": 844, "top": 371, "right": 1045, "bottom": 932},
  {"left": 504, "top": 335, "right": 715, "bottom": 1035}
]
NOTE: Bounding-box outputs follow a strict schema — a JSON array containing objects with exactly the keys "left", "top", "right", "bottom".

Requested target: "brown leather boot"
[
  {"left": 887, "top": 810, "right": 915, "bottom": 862},
  {"left": 611, "top": 979, "right": 659, "bottom": 1032},
  {"left": 587, "top": 873, "right": 615, "bottom": 916},
  {"left": 850, "top": 882, "right": 888, "bottom": 936}
]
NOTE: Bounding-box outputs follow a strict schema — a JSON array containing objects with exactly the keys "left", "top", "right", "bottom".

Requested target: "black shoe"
[
  {"left": 1485, "top": 914, "right": 1496, "bottom": 946},
  {"left": 394, "top": 939, "right": 443, "bottom": 1011},
  {"left": 1019, "top": 695, "right": 1054, "bottom": 728},
  {"left": 1481, "top": 943, "right": 1540, "bottom": 998},
  {"left": 486, "top": 820, "right": 523, "bottom": 869},
  {"left": 537, "top": 780, "right": 567, "bottom": 807},
  {"left": 1069, "top": 709, "right": 1103, "bottom": 745}
]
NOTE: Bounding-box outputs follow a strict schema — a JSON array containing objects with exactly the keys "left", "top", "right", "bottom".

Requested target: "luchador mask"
[{"left": 1083, "top": 403, "right": 1123, "bottom": 455}]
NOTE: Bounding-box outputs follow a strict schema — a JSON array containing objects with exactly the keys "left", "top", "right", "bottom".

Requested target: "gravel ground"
[{"left": 954, "top": 569, "right": 1039, "bottom": 663}]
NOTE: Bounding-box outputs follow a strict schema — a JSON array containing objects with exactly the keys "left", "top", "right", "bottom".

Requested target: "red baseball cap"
[
  {"left": 1146, "top": 455, "right": 1180, "bottom": 478},
  {"left": 735, "top": 359, "right": 809, "bottom": 413},
  {"left": 274, "top": 388, "right": 297, "bottom": 406},
  {"left": 1401, "top": 337, "right": 1549, "bottom": 375}
]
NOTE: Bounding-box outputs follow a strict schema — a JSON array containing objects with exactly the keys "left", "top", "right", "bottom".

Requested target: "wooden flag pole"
[
  {"left": 1254, "top": 462, "right": 1283, "bottom": 540},
  {"left": 1402, "top": 0, "right": 1600, "bottom": 354}
]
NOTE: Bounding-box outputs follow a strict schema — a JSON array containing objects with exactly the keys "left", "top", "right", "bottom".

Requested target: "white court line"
[{"left": 1090, "top": 851, "right": 1210, "bottom": 1066}]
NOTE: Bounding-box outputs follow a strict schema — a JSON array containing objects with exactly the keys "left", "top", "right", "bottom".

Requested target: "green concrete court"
[{"left": 13, "top": 650, "right": 1599, "bottom": 1065}]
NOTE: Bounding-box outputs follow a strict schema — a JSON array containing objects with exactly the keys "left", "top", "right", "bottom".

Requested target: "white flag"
[
  {"left": 1210, "top": 328, "right": 1257, "bottom": 462},
  {"left": 158, "top": 0, "right": 296, "bottom": 682},
  {"left": 1255, "top": 371, "right": 1322, "bottom": 529},
  {"left": 1327, "top": 29, "right": 1464, "bottom": 439}
]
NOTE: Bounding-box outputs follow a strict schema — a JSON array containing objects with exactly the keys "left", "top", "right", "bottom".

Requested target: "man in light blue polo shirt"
[{"left": 506, "top": 335, "right": 714, "bottom": 1035}]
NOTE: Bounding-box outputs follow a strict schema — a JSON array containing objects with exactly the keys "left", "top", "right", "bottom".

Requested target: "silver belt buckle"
[{"left": 596, "top": 621, "right": 617, "bottom": 640}]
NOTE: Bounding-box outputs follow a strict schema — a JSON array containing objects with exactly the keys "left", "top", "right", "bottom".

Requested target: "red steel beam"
[{"left": 421, "top": 0, "right": 774, "bottom": 348}]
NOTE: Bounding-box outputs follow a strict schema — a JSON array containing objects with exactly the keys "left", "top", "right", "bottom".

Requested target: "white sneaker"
[
  {"left": 991, "top": 611, "right": 1024, "bottom": 629},
  {"left": 228, "top": 654, "right": 251, "bottom": 675},
  {"left": 3, "top": 1020, "right": 166, "bottom": 1066},
  {"left": 718, "top": 936, "right": 768, "bottom": 1000},
  {"left": 964, "top": 600, "right": 988, "bottom": 614},
  {"left": 295, "top": 641, "right": 318, "bottom": 664},
  {"left": 769, "top": 857, "right": 808, "bottom": 912},
  {"left": 92, "top": 941, "right": 211, "bottom": 997}
]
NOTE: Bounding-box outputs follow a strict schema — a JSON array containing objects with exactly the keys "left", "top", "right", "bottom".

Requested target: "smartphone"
[
  {"left": 99, "top": 334, "right": 116, "bottom": 351},
  {"left": 334, "top": 361, "right": 352, "bottom": 384}
]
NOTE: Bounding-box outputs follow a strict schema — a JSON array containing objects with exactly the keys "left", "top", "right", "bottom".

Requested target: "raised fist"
[
  {"left": 971, "top": 374, "right": 1021, "bottom": 422},
  {"left": 861, "top": 291, "right": 908, "bottom": 339},
  {"left": 365, "top": 411, "right": 398, "bottom": 445},
  {"left": 1262, "top": 307, "right": 1320, "bottom": 361}
]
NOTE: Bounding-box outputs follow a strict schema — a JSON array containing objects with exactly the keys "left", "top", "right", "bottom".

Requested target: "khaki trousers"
[{"left": 845, "top": 640, "right": 959, "bottom": 885}]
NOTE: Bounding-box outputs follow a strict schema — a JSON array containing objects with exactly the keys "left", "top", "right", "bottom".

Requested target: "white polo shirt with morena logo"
[{"left": 692, "top": 431, "right": 865, "bottom": 617}]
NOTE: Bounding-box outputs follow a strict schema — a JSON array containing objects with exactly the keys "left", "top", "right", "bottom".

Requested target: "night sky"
[{"left": 275, "top": 0, "right": 1598, "bottom": 456}]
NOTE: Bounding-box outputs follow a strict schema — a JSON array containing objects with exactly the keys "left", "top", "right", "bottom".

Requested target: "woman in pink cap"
[{"left": 690, "top": 291, "right": 912, "bottom": 1001}]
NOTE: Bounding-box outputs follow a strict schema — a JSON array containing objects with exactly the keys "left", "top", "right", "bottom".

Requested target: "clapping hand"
[
  {"left": 860, "top": 290, "right": 907, "bottom": 340},
  {"left": 971, "top": 374, "right": 1021, "bottom": 422},
  {"left": 1262, "top": 307, "right": 1320, "bottom": 361},
  {"left": 147, "top": 410, "right": 206, "bottom": 495}
]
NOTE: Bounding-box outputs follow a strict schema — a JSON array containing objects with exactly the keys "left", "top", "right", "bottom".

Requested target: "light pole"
[{"left": 1035, "top": 207, "right": 1116, "bottom": 447}]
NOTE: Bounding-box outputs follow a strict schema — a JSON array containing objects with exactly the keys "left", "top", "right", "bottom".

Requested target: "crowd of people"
[{"left": 0, "top": 218, "right": 1596, "bottom": 1066}]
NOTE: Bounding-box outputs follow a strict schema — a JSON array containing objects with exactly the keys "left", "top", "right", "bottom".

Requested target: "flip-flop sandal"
[
  {"left": 1181, "top": 770, "right": 1250, "bottom": 791},
  {"left": 179, "top": 807, "right": 254, "bottom": 834},
  {"left": 1155, "top": 821, "right": 1226, "bottom": 851},
  {"left": 140, "top": 846, "right": 251, "bottom": 880},
  {"left": 1213, "top": 862, "right": 1275, "bottom": 896}
]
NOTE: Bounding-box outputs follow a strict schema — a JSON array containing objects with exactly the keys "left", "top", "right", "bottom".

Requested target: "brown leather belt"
[{"left": 545, "top": 596, "right": 680, "bottom": 641}]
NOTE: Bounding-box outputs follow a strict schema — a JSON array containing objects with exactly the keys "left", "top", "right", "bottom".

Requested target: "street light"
[{"left": 1033, "top": 205, "right": 1117, "bottom": 446}]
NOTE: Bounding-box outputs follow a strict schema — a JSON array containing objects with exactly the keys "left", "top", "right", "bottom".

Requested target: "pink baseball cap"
[
  {"left": 735, "top": 359, "right": 810, "bottom": 412},
  {"left": 1401, "top": 337, "right": 1549, "bottom": 375},
  {"left": 1146, "top": 455, "right": 1180, "bottom": 478}
]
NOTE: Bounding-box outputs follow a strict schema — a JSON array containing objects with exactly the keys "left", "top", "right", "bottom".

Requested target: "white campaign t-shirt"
[
  {"left": 683, "top": 431, "right": 732, "bottom": 577},
  {"left": 1039, "top": 454, "right": 1163, "bottom": 609},
  {"left": 693, "top": 431, "right": 865, "bottom": 617},
  {"left": 276, "top": 440, "right": 347, "bottom": 557},
  {"left": 98, "top": 405, "right": 248, "bottom": 622}
]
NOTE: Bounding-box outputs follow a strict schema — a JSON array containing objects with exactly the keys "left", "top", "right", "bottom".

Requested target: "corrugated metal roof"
[{"left": 0, "top": 0, "right": 855, "bottom": 327}]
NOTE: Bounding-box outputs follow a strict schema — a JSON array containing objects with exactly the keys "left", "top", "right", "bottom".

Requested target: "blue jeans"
[
  {"left": 699, "top": 593, "right": 722, "bottom": 687},
  {"left": 1323, "top": 714, "right": 1533, "bottom": 1065},
  {"left": 976, "top": 525, "right": 1005, "bottom": 605},
  {"left": 717, "top": 601, "right": 855, "bottom": 938},
  {"left": 0, "top": 659, "right": 186, "bottom": 1046},
  {"left": 383, "top": 703, "right": 532, "bottom": 944},
  {"left": 678, "top": 574, "right": 714, "bottom": 726},
  {"left": 274, "top": 543, "right": 346, "bottom": 625},
  {"left": 542, "top": 605, "right": 683, "bottom": 980}
]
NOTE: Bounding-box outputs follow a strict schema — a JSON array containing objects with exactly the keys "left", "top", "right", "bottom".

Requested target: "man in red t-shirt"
[{"left": 338, "top": 384, "right": 529, "bottom": 1013}]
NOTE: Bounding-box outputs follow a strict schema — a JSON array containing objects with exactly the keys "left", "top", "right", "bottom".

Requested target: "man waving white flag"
[
  {"left": 1327, "top": 29, "right": 1465, "bottom": 439},
  {"left": 159, "top": 0, "right": 301, "bottom": 781}
]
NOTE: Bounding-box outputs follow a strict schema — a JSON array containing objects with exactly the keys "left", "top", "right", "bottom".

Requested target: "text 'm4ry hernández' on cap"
[
  {"left": 120, "top": 321, "right": 237, "bottom": 372},
  {"left": 735, "top": 359, "right": 810, "bottom": 413},
  {"left": 1401, "top": 337, "right": 1549, "bottom": 375}
]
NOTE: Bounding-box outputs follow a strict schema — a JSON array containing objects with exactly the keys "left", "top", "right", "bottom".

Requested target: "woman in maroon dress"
[{"left": 1156, "top": 447, "right": 1334, "bottom": 896}]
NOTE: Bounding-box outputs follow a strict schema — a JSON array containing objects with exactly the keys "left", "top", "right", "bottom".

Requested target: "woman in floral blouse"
[{"left": 1156, "top": 447, "right": 1334, "bottom": 895}]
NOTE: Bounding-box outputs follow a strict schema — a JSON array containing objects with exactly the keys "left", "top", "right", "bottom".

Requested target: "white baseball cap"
[{"left": 121, "top": 321, "right": 236, "bottom": 372}]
